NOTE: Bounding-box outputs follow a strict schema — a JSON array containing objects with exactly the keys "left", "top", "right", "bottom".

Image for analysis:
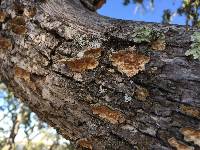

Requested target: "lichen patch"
[
  {"left": 77, "top": 138, "right": 93, "bottom": 150},
  {"left": 0, "top": 11, "right": 6, "bottom": 23},
  {"left": 91, "top": 105, "right": 125, "bottom": 124},
  {"left": 0, "top": 37, "right": 12, "bottom": 50},
  {"left": 180, "top": 127, "right": 200, "bottom": 146},
  {"left": 168, "top": 137, "right": 194, "bottom": 150},
  {"left": 109, "top": 50, "right": 150, "bottom": 77},
  {"left": 66, "top": 57, "right": 99, "bottom": 73}
]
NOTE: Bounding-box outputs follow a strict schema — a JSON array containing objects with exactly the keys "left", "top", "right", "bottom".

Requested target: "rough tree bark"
[{"left": 0, "top": 0, "right": 200, "bottom": 149}]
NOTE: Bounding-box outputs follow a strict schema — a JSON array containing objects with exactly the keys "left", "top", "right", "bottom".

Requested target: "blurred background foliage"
[
  {"left": 99, "top": 0, "right": 200, "bottom": 27},
  {"left": 125, "top": 0, "right": 200, "bottom": 26},
  {"left": 0, "top": 83, "right": 74, "bottom": 150},
  {"left": 1, "top": 0, "right": 200, "bottom": 150}
]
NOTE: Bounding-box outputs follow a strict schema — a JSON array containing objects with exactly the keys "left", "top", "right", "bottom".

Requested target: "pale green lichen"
[
  {"left": 185, "top": 32, "right": 200, "bottom": 60},
  {"left": 130, "top": 27, "right": 165, "bottom": 43}
]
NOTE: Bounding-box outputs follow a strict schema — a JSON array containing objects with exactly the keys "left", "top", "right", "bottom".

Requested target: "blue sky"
[{"left": 98, "top": 0, "right": 187, "bottom": 25}]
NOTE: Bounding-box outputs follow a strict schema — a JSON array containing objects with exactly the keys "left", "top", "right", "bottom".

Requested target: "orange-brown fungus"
[
  {"left": 66, "top": 57, "right": 99, "bottom": 73},
  {"left": 77, "top": 138, "right": 93, "bottom": 150},
  {"left": 23, "top": 7, "right": 37, "bottom": 18},
  {"left": 15, "top": 67, "right": 31, "bottom": 82},
  {"left": 13, "top": 2, "right": 24, "bottom": 15},
  {"left": 14, "top": 67, "right": 36, "bottom": 90},
  {"left": 168, "top": 137, "right": 194, "bottom": 150},
  {"left": 0, "top": 11, "right": 6, "bottom": 23},
  {"left": 151, "top": 39, "right": 166, "bottom": 51},
  {"left": 92, "top": 105, "right": 125, "bottom": 124},
  {"left": 84, "top": 48, "right": 103, "bottom": 58},
  {"left": 180, "top": 105, "right": 200, "bottom": 119},
  {"left": 95, "top": 0, "right": 106, "bottom": 9},
  {"left": 180, "top": 127, "right": 200, "bottom": 146},
  {"left": 110, "top": 50, "right": 150, "bottom": 77},
  {"left": 10, "top": 16, "right": 27, "bottom": 35},
  {"left": 135, "top": 86, "right": 149, "bottom": 101},
  {"left": 0, "top": 37, "right": 12, "bottom": 50}
]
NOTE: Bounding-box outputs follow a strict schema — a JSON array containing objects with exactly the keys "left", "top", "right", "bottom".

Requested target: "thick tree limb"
[{"left": 0, "top": 0, "right": 200, "bottom": 149}]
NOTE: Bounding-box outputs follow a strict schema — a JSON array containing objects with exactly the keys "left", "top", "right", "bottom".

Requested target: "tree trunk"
[{"left": 1, "top": 0, "right": 200, "bottom": 149}]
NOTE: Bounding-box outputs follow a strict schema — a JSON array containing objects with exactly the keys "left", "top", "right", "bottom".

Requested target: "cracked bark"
[{"left": 0, "top": 0, "right": 200, "bottom": 149}]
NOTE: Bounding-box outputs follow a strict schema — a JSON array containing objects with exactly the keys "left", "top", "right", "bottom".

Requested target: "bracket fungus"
[
  {"left": 77, "top": 138, "right": 93, "bottom": 150},
  {"left": 180, "top": 127, "right": 200, "bottom": 146},
  {"left": 151, "top": 39, "right": 166, "bottom": 51},
  {"left": 13, "top": 2, "right": 25, "bottom": 15},
  {"left": 179, "top": 105, "right": 200, "bottom": 119},
  {"left": 66, "top": 57, "right": 99, "bottom": 73},
  {"left": 10, "top": 16, "right": 27, "bottom": 35},
  {"left": 14, "top": 67, "right": 36, "bottom": 91},
  {"left": 109, "top": 50, "right": 150, "bottom": 77},
  {"left": 0, "top": 37, "right": 12, "bottom": 50},
  {"left": 23, "top": 7, "right": 37, "bottom": 18},
  {"left": 14, "top": 67, "right": 31, "bottom": 82},
  {"left": 0, "top": 11, "right": 6, "bottom": 23},
  {"left": 91, "top": 105, "right": 125, "bottom": 124},
  {"left": 168, "top": 137, "right": 194, "bottom": 150},
  {"left": 64, "top": 47, "right": 102, "bottom": 73},
  {"left": 135, "top": 86, "right": 149, "bottom": 101}
]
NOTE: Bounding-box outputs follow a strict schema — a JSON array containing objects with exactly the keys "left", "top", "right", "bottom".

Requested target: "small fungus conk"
[
  {"left": 0, "top": 37, "right": 12, "bottom": 50},
  {"left": 180, "top": 127, "right": 200, "bottom": 146},
  {"left": 92, "top": 105, "right": 125, "bottom": 124},
  {"left": 65, "top": 48, "right": 102, "bottom": 73},
  {"left": 168, "top": 137, "right": 194, "bottom": 150},
  {"left": 66, "top": 57, "right": 99, "bottom": 73},
  {"left": 77, "top": 138, "right": 93, "bottom": 150},
  {"left": 179, "top": 105, "right": 200, "bottom": 119},
  {"left": 135, "top": 86, "right": 149, "bottom": 101},
  {"left": 0, "top": 11, "right": 6, "bottom": 22}
]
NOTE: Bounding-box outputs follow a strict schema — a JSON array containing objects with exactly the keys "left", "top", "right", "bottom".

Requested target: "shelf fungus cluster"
[
  {"left": 91, "top": 105, "right": 125, "bottom": 124},
  {"left": 109, "top": 50, "right": 150, "bottom": 77},
  {"left": 65, "top": 48, "right": 103, "bottom": 73}
]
